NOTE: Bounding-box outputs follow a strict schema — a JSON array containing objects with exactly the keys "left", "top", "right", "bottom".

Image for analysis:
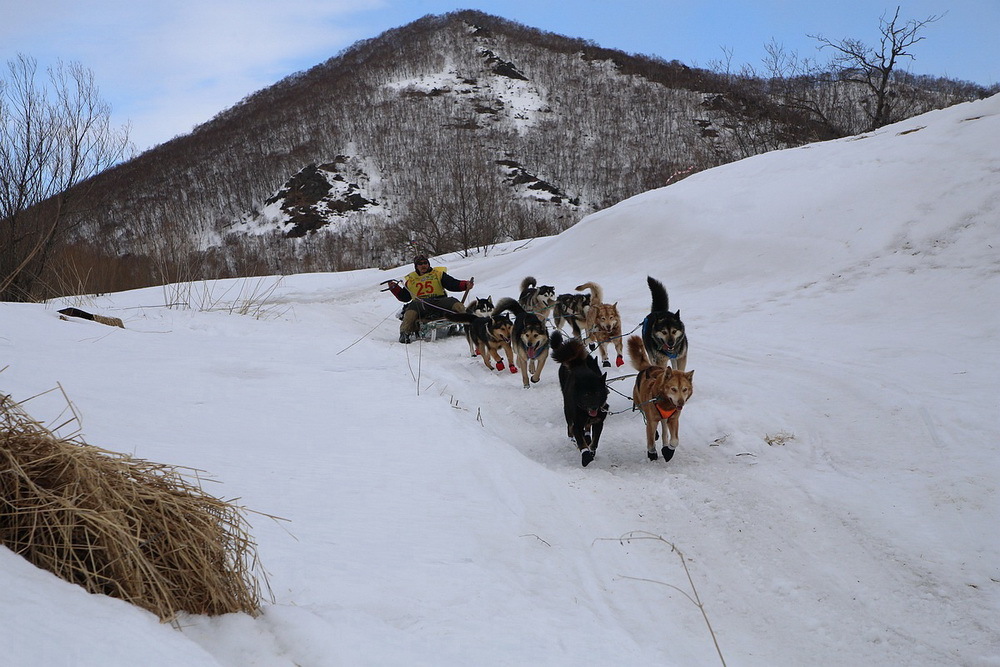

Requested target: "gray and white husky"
[
  {"left": 552, "top": 292, "right": 591, "bottom": 338},
  {"left": 517, "top": 276, "right": 557, "bottom": 321}
]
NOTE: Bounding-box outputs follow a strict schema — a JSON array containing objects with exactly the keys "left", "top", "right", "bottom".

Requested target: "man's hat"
[{"left": 414, "top": 255, "right": 429, "bottom": 267}]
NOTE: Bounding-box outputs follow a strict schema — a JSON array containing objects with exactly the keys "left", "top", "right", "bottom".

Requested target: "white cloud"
[{"left": 1, "top": 0, "right": 386, "bottom": 150}]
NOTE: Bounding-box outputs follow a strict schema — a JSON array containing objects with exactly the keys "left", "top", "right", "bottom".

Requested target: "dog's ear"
[
  {"left": 685, "top": 370, "right": 694, "bottom": 380},
  {"left": 602, "top": 372, "right": 607, "bottom": 382},
  {"left": 676, "top": 309, "right": 681, "bottom": 317}
]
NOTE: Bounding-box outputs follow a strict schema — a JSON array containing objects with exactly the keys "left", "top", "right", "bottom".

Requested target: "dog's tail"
[
  {"left": 647, "top": 276, "right": 669, "bottom": 312},
  {"left": 519, "top": 276, "right": 537, "bottom": 296},
  {"left": 551, "top": 329, "right": 588, "bottom": 365},
  {"left": 575, "top": 281, "right": 603, "bottom": 305},
  {"left": 627, "top": 335, "right": 653, "bottom": 372},
  {"left": 493, "top": 296, "right": 525, "bottom": 318}
]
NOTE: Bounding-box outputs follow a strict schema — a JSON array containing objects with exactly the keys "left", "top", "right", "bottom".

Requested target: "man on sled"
[{"left": 385, "top": 255, "right": 474, "bottom": 344}]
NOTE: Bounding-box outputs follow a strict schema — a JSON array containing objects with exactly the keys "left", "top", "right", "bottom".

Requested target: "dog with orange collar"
[{"left": 627, "top": 335, "right": 694, "bottom": 462}]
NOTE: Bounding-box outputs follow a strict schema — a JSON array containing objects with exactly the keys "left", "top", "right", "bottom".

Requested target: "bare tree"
[
  {"left": 0, "top": 54, "right": 131, "bottom": 301},
  {"left": 810, "top": 6, "right": 942, "bottom": 130}
]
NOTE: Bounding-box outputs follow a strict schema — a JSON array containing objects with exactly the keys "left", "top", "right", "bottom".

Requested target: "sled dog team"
[{"left": 419, "top": 274, "right": 694, "bottom": 468}]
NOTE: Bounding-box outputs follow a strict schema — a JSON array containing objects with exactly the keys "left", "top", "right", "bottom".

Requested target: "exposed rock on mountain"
[{"left": 263, "top": 159, "right": 379, "bottom": 238}]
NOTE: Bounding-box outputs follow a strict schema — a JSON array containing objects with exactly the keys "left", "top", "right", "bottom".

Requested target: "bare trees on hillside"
[
  {"left": 387, "top": 126, "right": 522, "bottom": 258},
  {"left": 0, "top": 54, "right": 131, "bottom": 301},
  {"left": 723, "top": 6, "right": 946, "bottom": 136},
  {"left": 810, "top": 7, "right": 942, "bottom": 131}
]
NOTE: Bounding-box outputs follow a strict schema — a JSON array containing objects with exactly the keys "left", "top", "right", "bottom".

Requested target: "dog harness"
[
  {"left": 655, "top": 402, "right": 679, "bottom": 420},
  {"left": 525, "top": 339, "right": 550, "bottom": 359}
]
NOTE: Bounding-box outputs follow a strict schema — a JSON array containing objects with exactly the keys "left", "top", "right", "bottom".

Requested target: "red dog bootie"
[
  {"left": 509, "top": 364, "right": 518, "bottom": 374},
  {"left": 616, "top": 355, "right": 624, "bottom": 367},
  {"left": 496, "top": 360, "right": 505, "bottom": 371}
]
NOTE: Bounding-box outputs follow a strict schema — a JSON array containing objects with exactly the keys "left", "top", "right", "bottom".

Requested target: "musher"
[{"left": 386, "top": 255, "right": 474, "bottom": 343}]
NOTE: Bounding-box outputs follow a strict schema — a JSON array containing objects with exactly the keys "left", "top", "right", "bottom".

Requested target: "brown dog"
[
  {"left": 627, "top": 335, "right": 694, "bottom": 462},
  {"left": 575, "top": 281, "right": 624, "bottom": 368}
]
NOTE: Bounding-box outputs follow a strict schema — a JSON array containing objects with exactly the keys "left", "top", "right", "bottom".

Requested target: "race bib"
[{"left": 406, "top": 267, "right": 446, "bottom": 298}]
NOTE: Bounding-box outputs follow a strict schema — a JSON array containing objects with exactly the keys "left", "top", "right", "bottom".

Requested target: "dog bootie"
[
  {"left": 616, "top": 355, "right": 624, "bottom": 367},
  {"left": 581, "top": 449, "right": 595, "bottom": 467},
  {"left": 399, "top": 332, "right": 412, "bottom": 344},
  {"left": 660, "top": 446, "right": 675, "bottom": 462},
  {"left": 496, "top": 360, "right": 505, "bottom": 371}
]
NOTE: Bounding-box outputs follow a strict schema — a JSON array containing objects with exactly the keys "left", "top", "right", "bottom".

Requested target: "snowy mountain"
[
  {"left": 2, "top": 94, "right": 998, "bottom": 665},
  {"left": 56, "top": 10, "right": 985, "bottom": 297}
]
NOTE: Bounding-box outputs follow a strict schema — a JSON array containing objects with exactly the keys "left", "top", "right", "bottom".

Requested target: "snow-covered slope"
[{"left": 2, "top": 95, "right": 998, "bottom": 666}]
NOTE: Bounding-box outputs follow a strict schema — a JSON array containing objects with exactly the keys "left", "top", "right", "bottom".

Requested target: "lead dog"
[
  {"left": 627, "top": 335, "right": 694, "bottom": 462},
  {"left": 575, "top": 281, "right": 624, "bottom": 367},
  {"left": 494, "top": 297, "right": 550, "bottom": 389},
  {"left": 551, "top": 330, "right": 608, "bottom": 467},
  {"left": 642, "top": 276, "right": 688, "bottom": 371}
]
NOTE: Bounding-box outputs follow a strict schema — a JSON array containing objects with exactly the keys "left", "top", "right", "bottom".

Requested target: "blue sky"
[{"left": 3, "top": 0, "right": 996, "bottom": 153}]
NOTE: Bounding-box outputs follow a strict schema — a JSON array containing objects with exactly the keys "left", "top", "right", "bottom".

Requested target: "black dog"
[
  {"left": 463, "top": 296, "right": 495, "bottom": 356},
  {"left": 642, "top": 276, "right": 689, "bottom": 371},
  {"left": 550, "top": 330, "right": 609, "bottom": 467}
]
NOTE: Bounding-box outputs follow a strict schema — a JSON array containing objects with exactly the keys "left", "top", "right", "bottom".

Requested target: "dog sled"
[
  {"left": 390, "top": 306, "right": 463, "bottom": 341},
  {"left": 414, "top": 312, "right": 463, "bottom": 341}
]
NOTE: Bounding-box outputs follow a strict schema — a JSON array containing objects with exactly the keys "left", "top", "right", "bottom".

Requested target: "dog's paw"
[
  {"left": 615, "top": 355, "right": 624, "bottom": 367},
  {"left": 647, "top": 450, "right": 658, "bottom": 461},
  {"left": 496, "top": 360, "right": 505, "bottom": 371},
  {"left": 531, "top": 376, "right": 540, "bottom": 383},
  {"left": 509, "top": 365, "right": 518, "bottom": 374},
  {"left": 581, "top": 450, "right": 595, "bottom": 467},
  {"left": 661, "top": 446, "right": 675, "bottom": 462},
  {"left": 602, "top": 359, "right": 611, "bottom": 367}
]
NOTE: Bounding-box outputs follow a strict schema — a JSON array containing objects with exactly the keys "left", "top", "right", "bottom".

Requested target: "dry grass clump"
[{"left": 0, "top": 390, "right": 270, "bottom": 621}]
